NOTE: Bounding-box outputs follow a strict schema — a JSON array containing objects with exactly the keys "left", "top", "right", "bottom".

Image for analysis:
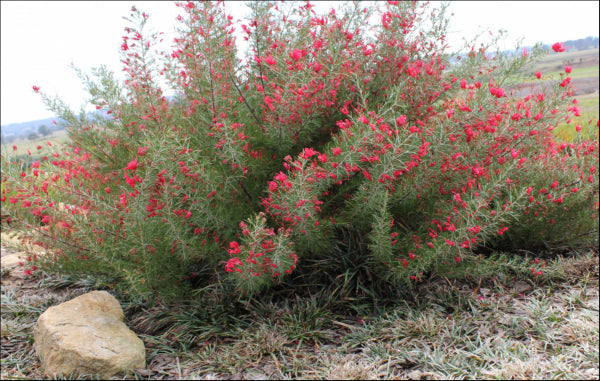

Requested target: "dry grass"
[{"left": 1, "top": 243, "right": 598, "bottom": 380}]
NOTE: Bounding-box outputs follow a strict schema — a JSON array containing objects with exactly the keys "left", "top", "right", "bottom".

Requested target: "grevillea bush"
[{"left": 1, "top": 1, "right": 598, "bottom": 300}]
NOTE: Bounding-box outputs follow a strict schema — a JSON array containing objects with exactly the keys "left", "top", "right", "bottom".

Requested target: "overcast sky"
[{"left": 1, "top": 1, "right": 598, "bottom": 125}]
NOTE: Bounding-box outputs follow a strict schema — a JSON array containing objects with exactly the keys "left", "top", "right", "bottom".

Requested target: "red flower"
[
  {"left": 489, "top": 82, "right": 506, "bottom": 98},
  {"left": 535, "top": 71, "right": 541, "bottom": 79},
  {"left": 290, "top": 49, "right": 305, "bottom": 61},
  {"left": 264, "top": 55, "right": 276, "bottom": 66},
  {"left": 228, "top": 241, "right": 241, "bottom": 255},
  {"left": 565, "top": 65, "right": 572, "bottom": 73},
  {"left": 225, "top": 257, "right": 243, "bottom": 273},
  {"left": 299, "top": 147, "right": 317, "bottom": 159},
  {"left": 560, "top": 77, "right": 571, "bottom": 87},
  {"left": 32, "top": 85, "right": 40, "bottom": 92},
  {"left": 468, "top": 225, "right": 481, "bottom": 234},
  {"left": 125, "top": 175, "right": 136, "bottom": 188},
  {"left": 332, "top": 147, "right": 342, "bottom": 156},
  {"left": 125, "top": 160, "right": 138, "bottom": 171},
  {"left": 552, "top": 42, "right": 566, "bottom": 52},
  {"left": 263, "top": 96, "right": 274, "bottom": 111},
  {"left": 274, "top": 172, "right": 288, "bottom": 182},
  {"left": 396, "top": 115, "right": 407, "bottom": 125},
  {"left": 497, "top": 227, "right": 509, "bottom": 235}
]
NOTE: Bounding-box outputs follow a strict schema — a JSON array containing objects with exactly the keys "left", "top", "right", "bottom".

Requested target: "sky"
[{"left": 1, "top": 1, "right": 598, "bottom": 126}]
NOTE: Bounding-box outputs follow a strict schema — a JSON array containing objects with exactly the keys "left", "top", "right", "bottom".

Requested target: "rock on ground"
[{"left": 33, "top": 290, "right": 145, "bottom": 379}]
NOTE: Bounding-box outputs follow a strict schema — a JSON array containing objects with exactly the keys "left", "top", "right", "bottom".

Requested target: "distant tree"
[
  {"left": 27, "top": 132, "right": 40, "bottom": 141},
  {"left": 38, "top": 124, "right": 52, "bottom": 137}
]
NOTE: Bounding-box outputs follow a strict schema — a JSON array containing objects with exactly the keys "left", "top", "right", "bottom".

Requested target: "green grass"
[
  {"left": 539, "top": 65, "right": 600, "bottom": 80},
  {"left": 575, "top": 92, "right": 600, "bottom": 113},
  {"left": 554, "top": 104, "right": 599, "bottom": 142}
]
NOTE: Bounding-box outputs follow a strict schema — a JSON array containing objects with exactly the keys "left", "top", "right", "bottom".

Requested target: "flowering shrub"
[{"left": 2, "top": 1, "right": 598, "bottom": 299}]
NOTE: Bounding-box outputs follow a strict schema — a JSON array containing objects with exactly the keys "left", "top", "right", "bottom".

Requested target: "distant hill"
[
  {"left": 1, "top": 109, "right": 112, "bottom": 143},
  {"left": 1, "top": 117, "right": 65, "bottom": 143},
  {"left": 556, "top": 36, "right": 599, "bottom": 51}
]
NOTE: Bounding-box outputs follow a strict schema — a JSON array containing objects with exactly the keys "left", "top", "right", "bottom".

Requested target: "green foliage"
[{"left": 1, "top": 1, "right": 597, "bottom": 302}]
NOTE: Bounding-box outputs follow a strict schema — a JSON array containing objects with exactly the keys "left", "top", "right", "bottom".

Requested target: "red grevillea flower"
[
  {"left": 32, "top": 85, "right": 40, "bottom": 92},
  {"left": 290, "top": 49, "right": 306, "bottom": 61},
  {"left": 497, "top": 227, "right": 509, "bottom": 235},
  {"left": 228, "top": 241, "right": 241, "bottom": 255},
  {"left": 535, "top": 71, "right": 541, "bottom": 79},
  {"left": 263, "top": 96, "right": 274, "bottom": 111},
  {"left": 299, "top": 147, "right": 317, "bottom": 159},
  {"left": 125, "top": 160, "right": 138, "bottom": 171},
  {"left": 468, "top": 225, "right": 481, "bottom": 234},
  {"left": 565, "top": 65, "right": 572, "bottom": 73},
  {"left": 225, "top": 257, "right": 242, "bottom": 273},
  {"left": 332, "top": 147, "right": 342, "bottom": 156},
  {"left": 264, "top": 55, "right": 276, "bottom": 66},
  {"left": 274, "top": 172, "right": 288, "bottom": 182},
  {"left": 552, "top": 42, "right": 566, "bottom": 52},
  {"left": 396, "top": 115, "right": 407, "bottom": 125}
]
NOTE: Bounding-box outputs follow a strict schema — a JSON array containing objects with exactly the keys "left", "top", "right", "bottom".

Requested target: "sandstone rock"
[{"left": 34, "top": 290, "right": 145, "bottom": 379}]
